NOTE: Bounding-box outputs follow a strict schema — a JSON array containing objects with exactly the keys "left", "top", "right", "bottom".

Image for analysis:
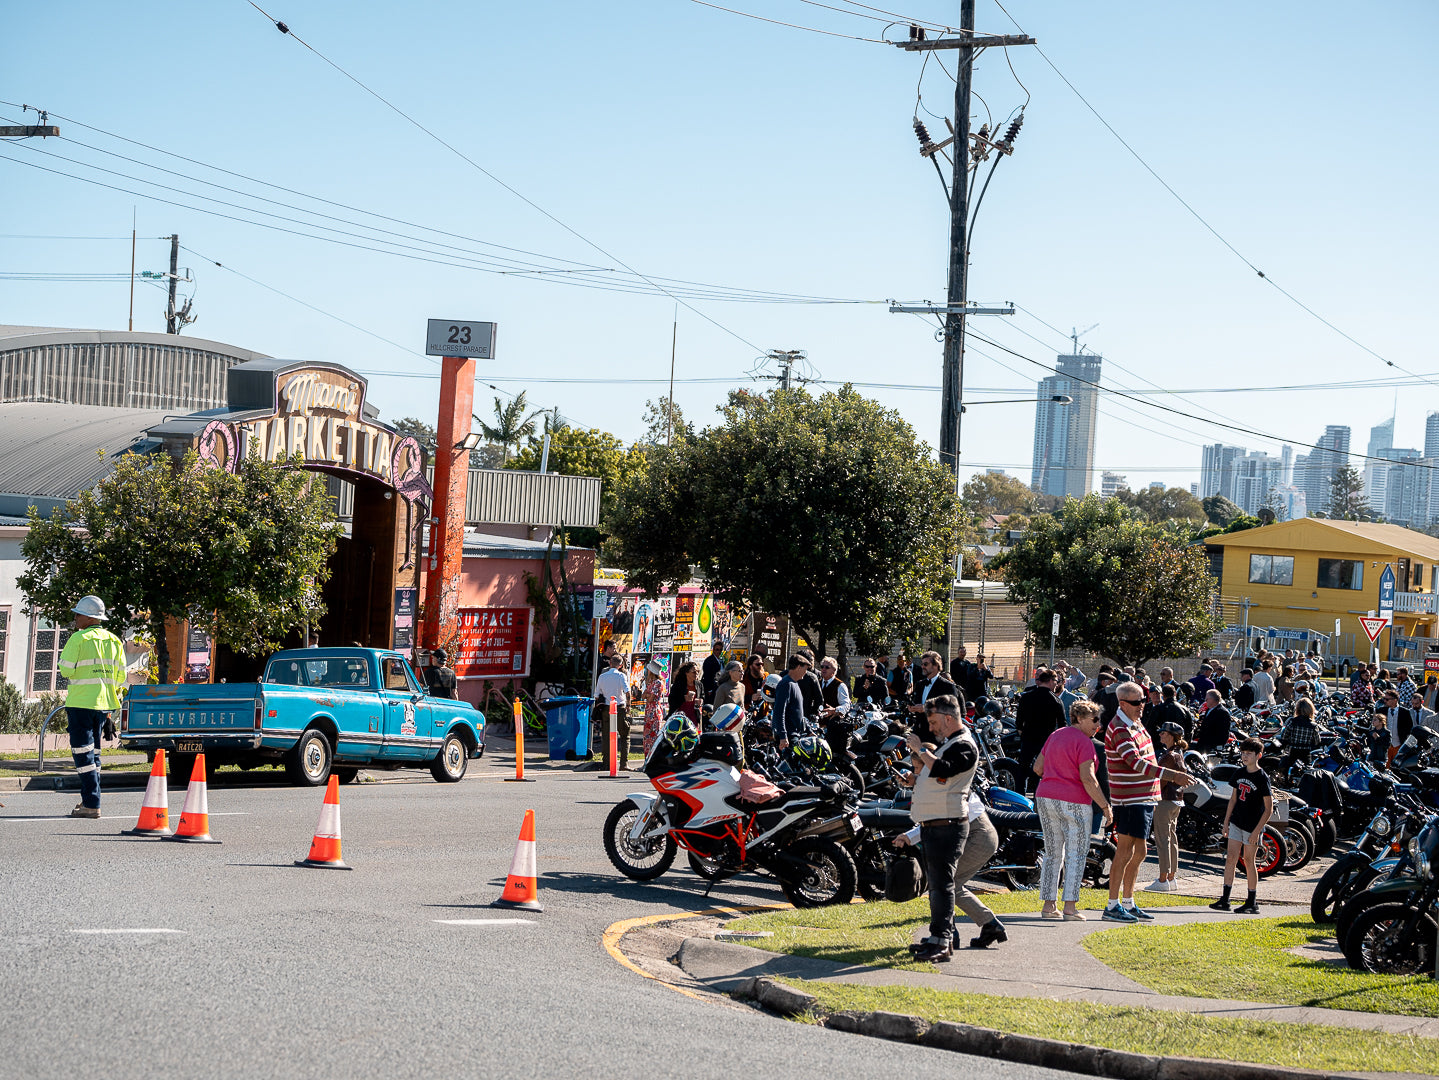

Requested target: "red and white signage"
[
  {"left": 1358, "top": 615, "right": 1389, "bottom": 645},
  {"left": 454, "top": 607, "right": 533, "bottom": 680}
]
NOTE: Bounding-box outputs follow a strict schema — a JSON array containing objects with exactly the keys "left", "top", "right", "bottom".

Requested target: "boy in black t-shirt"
[{"left": 1209, "top": 738, "right": 1274, "bottom": 914}]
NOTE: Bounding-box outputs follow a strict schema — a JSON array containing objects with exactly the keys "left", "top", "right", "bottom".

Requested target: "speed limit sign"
[{"left": 425, "top": 319, "right": 496, "bottom": 359}]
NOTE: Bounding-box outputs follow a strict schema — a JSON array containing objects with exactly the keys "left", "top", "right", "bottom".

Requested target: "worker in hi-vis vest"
[{"left": 58, "top": 596, "right": 126, "bottom": 819}]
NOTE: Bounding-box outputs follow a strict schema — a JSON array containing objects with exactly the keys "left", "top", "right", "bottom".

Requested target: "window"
[
  {"left": 381, "top": 657, "right": 413, "bottom": 692},
  {"left": 1398, "top": 559, "right": 1410, "bottom": 593},
  {"left": 1416, "top": 564, "right": 1425, "bottom": 590},
  {"left": 0, "top": 606, "right": 9, "bottom": 680},
  {"left": 1317, "top": 558, "right": 1364, "bottom": 591},
  {"left": 29, "top": 619, "right": 71, "bottom": 693},
  {"left": 1248, "top": 554, "right": 1294, "bottom": 586}
]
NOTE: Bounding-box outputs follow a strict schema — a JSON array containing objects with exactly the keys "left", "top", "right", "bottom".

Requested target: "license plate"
[
  {"left": 176, "top": 741, "right": 203, "bottom": 753},
  {"left": 849, "top": 814, "right": 862, "bottom": 833}
]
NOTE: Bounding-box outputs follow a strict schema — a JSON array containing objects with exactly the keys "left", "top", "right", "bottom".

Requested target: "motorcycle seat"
[{"left": 986, "top": 808, "right": 1041, "bottom": 831}]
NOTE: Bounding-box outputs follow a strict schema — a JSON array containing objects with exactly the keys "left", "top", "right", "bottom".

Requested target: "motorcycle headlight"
[{"left": 1371, "top": 813, "right": 1392, "bottom": 838}]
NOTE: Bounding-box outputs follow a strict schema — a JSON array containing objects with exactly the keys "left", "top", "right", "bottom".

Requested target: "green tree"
[
  {"left": 640, "top": 396, "right": 693, "bottom": 446},
  {"left": 477, "top": 391, "right": 544, "bottom": 463},
  {"left": 1116, "top": 484, "right": 1206, "bottom": 524},
  {"left": 19, "top": 450, "right": 341, "bottom": 682},
  {"left": 389, "top": 414, "right": 501, "bottom": 468},
  {"left": 993, "top": 494, "right": 1221, "bottom": 667},
  {"left": 507, "top": 425, "right": 646, "bottom": 550},
  {"left": 609, "top": 386, "right": 962, "bottom": 654},
  {"left": 962, "top": 471, "right": 1037, "bottom": 518},
  {"left": 1201, "top": 494, "right": 1244, "bottom": 526},
  {"left": 1328, "top": 464, "right": 1370, "bottom": 520}
]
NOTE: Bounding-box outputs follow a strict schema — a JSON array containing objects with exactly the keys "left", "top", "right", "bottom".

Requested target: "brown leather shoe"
[{"left": 70, "top": 806, "right": 100, "bottom": 819}]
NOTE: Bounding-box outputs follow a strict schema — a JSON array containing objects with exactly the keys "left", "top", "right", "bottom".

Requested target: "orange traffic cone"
[
  {"left": 295, "top": 775, "right": 352, "bottom": 870},
  {"left": 166, "top": 753, "right": 220, "bottom": 844},
  {"left": 491, "top": 809, "right": 543, "bottom": 912},
  {"left": 122, "top": 749, "right": 172, "bottom": 837}
]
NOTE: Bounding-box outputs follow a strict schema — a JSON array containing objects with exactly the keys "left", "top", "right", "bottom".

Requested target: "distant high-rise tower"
[
  {"left": 1100, "top": 471, "right": 1127, "bottom": 497},
  {"left": 1366, "top": 417, "right": 1397, "bottom": 513},
  {"left": 1031, "top": 352, "right": 1101, "bottom": 499},
  {"left": 1305, "top": 426, "right": 1350, "bottom": 513},
  {"left": 1200, "top": 444, "right": 1246, "bottom": 502},
  {"left": 1369, "top": 416, "right": 1395, "bottom": 458},
  {"left": 1281, "top": 444, "right": 1294, "bottom": 486},
  {"left": 1425, "top": 412, "right": 1439, "bottom": 460}
]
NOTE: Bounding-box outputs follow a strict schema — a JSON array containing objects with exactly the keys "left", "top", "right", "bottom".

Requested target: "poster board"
[{"left": 455, "top": 606, "right": 533, "bottom": 679}]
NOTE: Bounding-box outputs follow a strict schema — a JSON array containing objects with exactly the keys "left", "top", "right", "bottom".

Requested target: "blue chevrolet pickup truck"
[{"left": 120, "top": 648, "right": 485, "bottom": 786}]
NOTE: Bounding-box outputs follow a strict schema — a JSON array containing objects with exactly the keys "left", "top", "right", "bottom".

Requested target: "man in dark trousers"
[
  {"left": 906, "top": 651, "right": 957, "bottom": 743},
  {"left": 1194, "top": 689, "right": 1235, "bottom": 752},
  {"left": 1015, "top": 668, "right": 1066, "bottom": 792},
  {"left": 700, "top": 640, "right": 725, "bottom": 703},
  {"left": 796, "top": 647, "right": 825, "bottom": 722}
]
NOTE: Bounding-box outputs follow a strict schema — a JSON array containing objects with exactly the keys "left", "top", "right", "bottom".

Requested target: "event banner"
[
  {"left": 752, "top": 612, "right": 789, "bottom": 660},
  {"left": 454, "top": 607, "right": 533, "bottom": 679}
]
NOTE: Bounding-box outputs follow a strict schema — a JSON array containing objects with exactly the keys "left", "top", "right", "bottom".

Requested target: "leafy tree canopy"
[
  {"left": 1328, "top": 464, "right": 1371, "bottom": 521},
  {"left": 19, "top": 450, "right": 342, "bottom": 682},
  {"left": 962, "top": 471, "right": 1036, "bottom": 518},
  {"left": 1115, "top": 484, "right": 1206, "bottom": 524},
  {"left": 609, "top": 386, "right": 963, "bottom": 651},
  {"left": 640, "top": 396, "right": 694, "bottom": 446},
  {"left": 993, "top": 494, "right": 1221, "bottom": 667},
  {"left": 477, "top": 391, "right": 545, "bottom": 463},
  {"left": 1201, "top": 493, "right": 1244, "bottom": 526}
]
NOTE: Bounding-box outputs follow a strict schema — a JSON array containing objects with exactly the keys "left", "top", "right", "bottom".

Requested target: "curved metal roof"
[
  {"left": 0, "top": 402, "right": 169, "bottom": 511},
  {"left": 0, "top": 325, "right": 269, "bottom": 361}
]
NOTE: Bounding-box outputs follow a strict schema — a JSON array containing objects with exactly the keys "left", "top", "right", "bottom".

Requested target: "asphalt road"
[{"left": 1, "top": 762, "right": 1080, "bottom": 1080}]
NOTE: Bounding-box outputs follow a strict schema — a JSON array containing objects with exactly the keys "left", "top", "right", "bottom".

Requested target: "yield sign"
[{"left": 1358, "top": 616, "right": 1390, "bottom": 644}]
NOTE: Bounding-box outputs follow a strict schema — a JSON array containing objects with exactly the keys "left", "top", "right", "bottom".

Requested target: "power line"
[
  {"left": 988, "top": 0, "right": 1439, "bottom": 392},
  {"left": 965, "top": 327, "right": 1439, "bottom": 476},
  {"left": 240, "top": 5, "right": 768, "bottom": 354},
  {"left": 687, "top": 0, "right": 885, "bottom": 41}
]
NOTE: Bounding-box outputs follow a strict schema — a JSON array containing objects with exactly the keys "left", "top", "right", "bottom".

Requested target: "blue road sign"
[{"left": 1379, "top": 564, "right": 1396, "bottom": 618}]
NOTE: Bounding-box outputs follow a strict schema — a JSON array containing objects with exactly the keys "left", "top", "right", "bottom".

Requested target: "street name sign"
[{"left": 425, "top": 319, "right": 497, "bottom": 359}]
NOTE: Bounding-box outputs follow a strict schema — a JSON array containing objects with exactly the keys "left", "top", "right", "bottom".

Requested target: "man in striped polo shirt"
[{"left": 1103, "top": 683, "right": 1191, "bottom": 922}]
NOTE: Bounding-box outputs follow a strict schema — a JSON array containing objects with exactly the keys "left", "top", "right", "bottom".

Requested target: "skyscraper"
[
  {"left": 1365, "top": 417, "right": 1395, "bottom": 512},
  {"left": 1100, "top": 471, "right": 1127, "bottom": 496},
  {"left": 1199, "top": 443, "right": 1246, "bottom": 502},
  {"left": 1281, "top": 444, "right": 1294, "bottom": 486},
  {"left": 1425, "top": 412, "right": 1439, "bottom": 460},
  {"left": 1232, "top": 450, "right": 1284, "bottom": 515},
  {"left": 1304, "top": 425, "right": 1350, "bottom": 513},
  {"left": 1369, "top": 416, "right": 1395, "bottom": 458},
  {"left": 1031, "top": 352, "right": 1101, "bottom": 499}
]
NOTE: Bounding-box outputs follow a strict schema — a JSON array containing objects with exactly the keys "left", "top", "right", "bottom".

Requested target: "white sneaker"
[{"left": 1144, "top": 879, "right": 1172, "bottom": 892}]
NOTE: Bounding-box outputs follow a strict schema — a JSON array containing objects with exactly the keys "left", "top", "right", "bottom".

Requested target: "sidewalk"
[{"left": 667, "top": 908, "right": 1439, "bottom": 1039}]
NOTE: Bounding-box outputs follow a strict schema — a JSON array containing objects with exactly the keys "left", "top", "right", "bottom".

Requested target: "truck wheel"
[
  {"left": 430, "top": 733, "right": 468, "bottom": 782},
  {"left": 285, "top": 728, "right": 332, "bottom": 786},
  {"left": 333, "top": 767, "right": 359, "bottom": 785}
]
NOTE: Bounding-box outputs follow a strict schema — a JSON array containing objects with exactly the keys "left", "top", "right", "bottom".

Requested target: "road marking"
[
  {"left": 433, "top": 918, "right": 536, "bottom": 926},
  {"left": 70, "top": 928, "right": 187, "bottom": 935}
]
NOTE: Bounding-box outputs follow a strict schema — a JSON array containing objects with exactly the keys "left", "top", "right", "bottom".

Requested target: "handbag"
[{"left": 884, "top": 849, "right": 925, "bottom": 903}]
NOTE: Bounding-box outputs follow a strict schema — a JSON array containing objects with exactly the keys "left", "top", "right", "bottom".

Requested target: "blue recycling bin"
[{"left": 542, "top": 696, "right": 592, "bottom": 760}]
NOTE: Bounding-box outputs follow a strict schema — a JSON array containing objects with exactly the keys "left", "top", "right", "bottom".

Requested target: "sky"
[{"left": 3, "top": 1, "right": 1437, "bottom": 492}]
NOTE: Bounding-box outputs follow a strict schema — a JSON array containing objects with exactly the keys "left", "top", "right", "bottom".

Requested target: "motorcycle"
[
  {"left": 603, "top": 731, "right": 861, "bottom": 906},
  {"left": 1340, "top": 816, "right": 1439, "bottom": 974}
]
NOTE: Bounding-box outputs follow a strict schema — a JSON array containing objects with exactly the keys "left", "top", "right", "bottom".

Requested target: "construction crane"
[{"left": 1070, "top": 323, "right": 1100, "bottom": 354}]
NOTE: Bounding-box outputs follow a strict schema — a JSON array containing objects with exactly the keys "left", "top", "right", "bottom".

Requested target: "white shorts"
[{"left": 1228, "top": 824, "right": 1255, "bottom": 846}]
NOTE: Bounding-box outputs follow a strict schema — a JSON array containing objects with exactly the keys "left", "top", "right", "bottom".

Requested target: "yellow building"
[{"left": 1207, "top": 518, "right": 1439, "bottom": 663}]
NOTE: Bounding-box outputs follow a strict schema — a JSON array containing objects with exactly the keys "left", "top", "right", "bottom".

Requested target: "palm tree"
[{"left": 476, "top": 392, "right": 543, "bottom": 464}]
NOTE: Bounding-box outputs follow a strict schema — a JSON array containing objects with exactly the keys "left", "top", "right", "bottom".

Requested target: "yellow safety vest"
[{"left": 58, "top": 625, "right": 127, "bottom": 711}]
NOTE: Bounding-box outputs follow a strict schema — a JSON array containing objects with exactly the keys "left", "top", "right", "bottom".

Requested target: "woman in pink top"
[{"left": 1033, "top": 700, "right": 1114, "bottom": 920}]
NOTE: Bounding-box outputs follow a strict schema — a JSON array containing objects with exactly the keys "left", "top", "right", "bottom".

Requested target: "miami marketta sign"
[
  {"left": 196, "top": 364, "right": 432, "bottom": 507},
  {"left": 454, "top": 607, "right": 533, "bottom": 680}
]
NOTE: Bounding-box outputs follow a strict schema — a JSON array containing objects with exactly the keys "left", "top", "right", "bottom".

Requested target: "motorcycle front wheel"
[
  {"left": 1310, "top": 855, "right": 1364, "bottom": 924},
  {"left": 603, "top": 799, "right": 676, "bottom": 881},
  {"left": 779, "top": 837, "right": 858, "bottom": 907},
  {"left": 1344, "top": 903, "right": 1437, "bottom": 974},
  {"left": 1237, "top": 824, "right": 1287, "bottom": 879},
  {"left": 1281, "top": 820, "right": 1315, "bottom": 873}
]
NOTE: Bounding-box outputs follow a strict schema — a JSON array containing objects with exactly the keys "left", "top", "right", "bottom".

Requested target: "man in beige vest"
[{"left": 904, "top": 693, "right": 979, "bottom": 963}]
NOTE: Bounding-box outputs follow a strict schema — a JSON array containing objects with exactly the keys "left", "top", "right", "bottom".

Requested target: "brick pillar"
[{"left": 421, "top": 355, "right": 476, "bottom": 651}]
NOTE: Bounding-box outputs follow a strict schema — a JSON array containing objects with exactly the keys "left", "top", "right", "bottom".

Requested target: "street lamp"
[{"left": 960, "top": 394, "right": 1072, "bottom": 413}]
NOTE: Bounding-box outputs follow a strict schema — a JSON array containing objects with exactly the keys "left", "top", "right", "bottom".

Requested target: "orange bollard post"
[{"left": 505, "top": 698, "right": 534, "bottom": 783}]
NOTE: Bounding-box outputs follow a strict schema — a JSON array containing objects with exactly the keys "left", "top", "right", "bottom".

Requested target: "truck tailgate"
[{"left": 123, "top": 684, "right": 260, "bottom": 740}]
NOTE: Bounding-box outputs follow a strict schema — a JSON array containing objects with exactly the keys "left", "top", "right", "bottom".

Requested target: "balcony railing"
[{"left": 1395, "top": 592, "right": 1438, "bottom": 614}]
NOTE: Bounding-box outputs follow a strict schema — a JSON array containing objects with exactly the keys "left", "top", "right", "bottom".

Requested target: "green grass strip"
[
  {"left": 1084, "top": 915, "right": 1439, "bottom": 1019},
  {"left": 728, "top": 889, "right": 1210, "bottom": 972},
  {"left": 781, "top": 980, "right": 1439, "bottom": 1074}
]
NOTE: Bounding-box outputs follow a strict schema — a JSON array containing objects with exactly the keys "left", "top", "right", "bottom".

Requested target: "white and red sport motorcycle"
[{"left": 603, "top": 732, "right": 861, "bottom": 906}]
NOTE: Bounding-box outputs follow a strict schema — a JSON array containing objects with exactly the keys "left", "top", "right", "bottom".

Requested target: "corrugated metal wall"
[
  {"left": 0, "top": 341, "right": 233, "bottom": 410},
  {"left": 465, "top": 469, "right": 601, "bottom": 527}
]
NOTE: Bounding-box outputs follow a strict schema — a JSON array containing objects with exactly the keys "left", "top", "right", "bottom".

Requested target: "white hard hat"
[{"left": 72, "top": 595, "right": 108, "bottom": 621}]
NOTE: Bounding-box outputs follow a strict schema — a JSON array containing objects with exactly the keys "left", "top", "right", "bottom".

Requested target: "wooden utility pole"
[
  {"left": 165, "top": 234, "right": 180, "bottom": 334},
  {"left": 893, "top": 11, "right": 1034, "bottom": 660}
]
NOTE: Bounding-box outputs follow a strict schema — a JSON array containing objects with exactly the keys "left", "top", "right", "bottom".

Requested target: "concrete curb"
[
  {"left": 730, "top": 978, "right": 1357, "bottom": 1080},
  {"left": 0, "top": 772, "right": 150, "bottom": 792}
]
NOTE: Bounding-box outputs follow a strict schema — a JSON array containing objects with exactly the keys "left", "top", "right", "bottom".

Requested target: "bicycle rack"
[{"left": 34, "top": 704, "right": 69, "bottom": 771}]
